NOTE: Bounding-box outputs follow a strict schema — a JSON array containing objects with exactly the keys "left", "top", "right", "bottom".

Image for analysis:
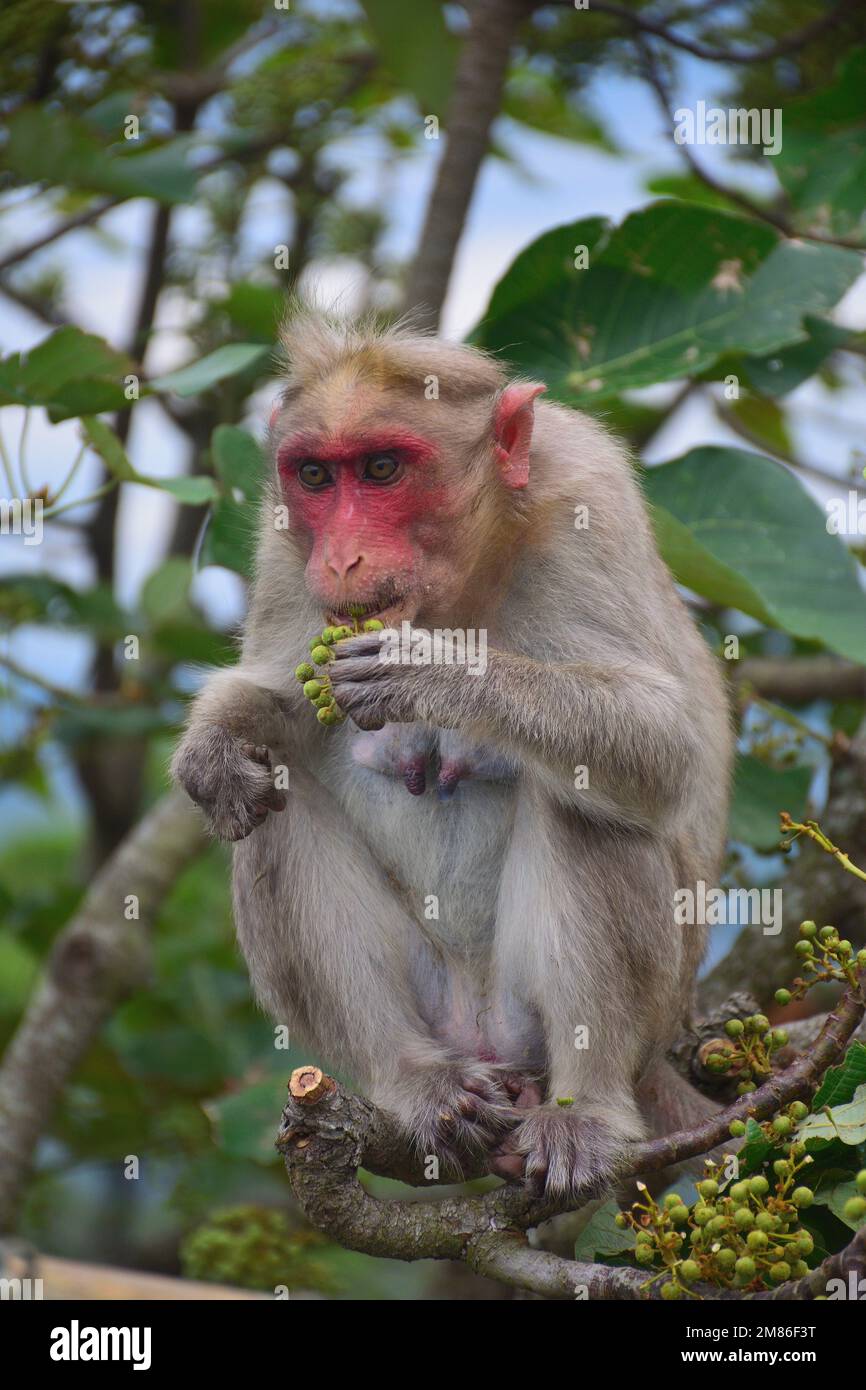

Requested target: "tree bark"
[{"left": 402, "top": 0, "right": 533, "bottom": 329}]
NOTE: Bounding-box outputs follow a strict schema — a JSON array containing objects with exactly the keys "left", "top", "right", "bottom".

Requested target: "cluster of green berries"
[
  {"left": 703, "top": 1013, "right": 788, "bottom": 1094},
  {"left": 294, "top": 617, "right": 385, "bottom": 726},
  {"left": 774, "top": 920, "right": 866, "bottom": 1005},
  {"left": 616, "top": 1153, "right": 821, "bottom": 1298}
]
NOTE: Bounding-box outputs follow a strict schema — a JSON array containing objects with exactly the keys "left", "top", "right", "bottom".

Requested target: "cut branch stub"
[{"left": 288, "top": 1065, "right": 336, "bottom": 1105}]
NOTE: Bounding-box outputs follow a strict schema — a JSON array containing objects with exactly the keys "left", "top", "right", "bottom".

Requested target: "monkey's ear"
[{"left": 493, "top": 383, "right": 546, "bottom": 490}]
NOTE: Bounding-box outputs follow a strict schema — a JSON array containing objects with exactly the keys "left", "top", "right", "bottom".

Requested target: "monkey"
[{"left": 172, "top": 311, "right": 733, "bottom": 1200}]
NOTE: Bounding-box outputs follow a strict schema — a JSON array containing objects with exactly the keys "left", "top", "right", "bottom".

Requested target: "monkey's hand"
[
  {"left": 390, "top": 1060, "right": 520, "bottom": 1171},
  {"left": 172, "top": 726, "right": 286, "bottom": 841},
  {"left": 328, "top": 631, "right": 442, "bottom": 731},
  {"left": 488, "top": 1106, "right": 631, "bottom": 1201}
]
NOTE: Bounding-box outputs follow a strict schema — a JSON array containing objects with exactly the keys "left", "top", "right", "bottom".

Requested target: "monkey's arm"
[
  {"left": 171, "top": 668, "right": 298, "bottom": 841},
  {"left": 330, "top": 639, "right": 695, "bottom": 825}
]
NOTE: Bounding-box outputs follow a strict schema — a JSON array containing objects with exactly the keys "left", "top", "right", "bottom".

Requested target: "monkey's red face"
[{"left": 276, "top": 427, "right": 465, "bottom": 626}]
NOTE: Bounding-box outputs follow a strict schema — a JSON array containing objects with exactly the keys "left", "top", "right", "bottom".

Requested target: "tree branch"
[
  {"left": 277, "top": 972, "right": 865, "bottom": 1299},
  {"left": 402, "top": 0, "right": 535, "bottom": 328},
  {"left": 595, "top": 0, "right": 855, "bottom": 65},
  {"left": 0, "top": 791, "right": 207, "bottom": 1231}
]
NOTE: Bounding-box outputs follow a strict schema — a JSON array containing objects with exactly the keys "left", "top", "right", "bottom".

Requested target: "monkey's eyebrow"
[{"left": 277, "top": 431, "right": 437, "bottom": 467}]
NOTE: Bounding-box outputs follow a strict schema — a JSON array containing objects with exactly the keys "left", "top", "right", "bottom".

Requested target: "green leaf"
[
  {"left": 798, "top": 1084, "right": 866, "bottom": 1146},
  {"left": 2, "top": 108, "right": 198, "bottom": 204},
  {"left": 149, "top": 344, "right": 270, "bottom": 397},
  {"left": 778, "top": 48, "right": 866, "bottom": 240},
  {"left": 219, "top": 283, "right": 284, "bottom": 343},
  {"left": 206, "top": 1079, "right": 289, "bottom": 1164},
  {"left": 735, "top": 1116, "right": 774, "bottom": 1175},
  {"left": 0, "top": 327, "right": 132, "bottom": 418},
  {"left": 82, "top": 417, "right": 219, "bottom": 503},
  {"left": 778, "top": 128, "right": 866, "bottom": 240},
  {"left": 156, "top": 475, "right": 220, "bottom": 505},
  {"left": 474, "top": 217, "right": 610, "bottom": 338},
  {"left": 812, "top": 1173, "right": 866, "bottom": 1231},
  {"left": 729, "top": 755, "right": 811, "bottom": 851},
  {"left": 81, "top": 416, "right": 138, "bottom": 481},
  {"left": 358, "top": 0, "right": 456, "bottom": 113},
  {"left": 813, "top": 1043, "right": 866, "bottom": 1111},
  {"left": 141, "top": 558, "right": 195, "bottom": 628},
  {"left": 198, "top": 426, "right": 267, "bottom": 578},
  {"left": 473, "top": 204, "right": 862, "bottom": 402},
  {"left": 643, "top": 447, "right": 866, "bottom": 664},
  {"left": 211, "top": 425, "right": 267, "bottom": 500},
  {"left": 741, "top": 316, "right": 853, "bottom": 397},
  {"left": 573, "top": 1200, "right": 635, "bottom": 1262}
]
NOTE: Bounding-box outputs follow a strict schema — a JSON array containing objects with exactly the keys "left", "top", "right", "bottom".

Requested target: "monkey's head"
[{"left": 269, "top": 313, "right": 545, "bottom": 627}]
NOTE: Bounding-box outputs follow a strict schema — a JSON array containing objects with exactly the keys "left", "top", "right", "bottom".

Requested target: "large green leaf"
[
  {"left": 729, "top": 755, "right": 811, "bottom": 851},
  {"left": 473, "top": 204, "right": 862, "bottom": 402},
  {"left": 0, "top": 327, "right": 132, "bottom": 419},
  {"left": 358, "top": 0, "right": 456, "bottom": 113},
  {"left": 2, "top": 108, "right": 198, "bottom": 204},
  {"left": 813, "top": 1043, "right": 866, "bottom": 1111},
  {"left": 798, "top": 1084, "right": 866, "bottom": 1146},
  {"left": 149, "top": 344, "right": 270, "bottom": 397},
  {"left": 644, "top": 447, "right": 866, "bottom": 664},
  {"left": 198, "top": 426, "right": 267, "bottom": 578},
  {"left": 573, "top": 1200, "right": 635, "bottom": 1262},
  {"left": 777, "top": 47, "right": 866, "bottom": 239}
]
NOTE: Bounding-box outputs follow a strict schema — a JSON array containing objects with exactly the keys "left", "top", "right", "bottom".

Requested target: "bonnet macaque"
[{"left": 173, "top": 313, "right": 732, "bottom": 1199}]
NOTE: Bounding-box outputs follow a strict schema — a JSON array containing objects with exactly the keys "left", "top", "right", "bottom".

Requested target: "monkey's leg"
[
  {"left": 233, "top": 769, "right": 517, "bottom": 1169},
  {"left": 489, "top": 791, "right": 691, "bottom": 1200}
]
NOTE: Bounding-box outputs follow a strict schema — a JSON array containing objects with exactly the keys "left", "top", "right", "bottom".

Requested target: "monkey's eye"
[
  {"left": 362, "top": 453, "right": 402, "bottom": 484},
  {"left": 298, "top": 460, "right": 333, "bottom": 490}
]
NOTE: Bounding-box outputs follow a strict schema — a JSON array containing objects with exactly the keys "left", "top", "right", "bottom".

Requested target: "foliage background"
[{"left": 0, "top": 0, "right": 865, "bottom": 1298}]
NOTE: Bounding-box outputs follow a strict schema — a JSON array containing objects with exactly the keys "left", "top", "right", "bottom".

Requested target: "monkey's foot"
[
  {"left": 173, "top": 727, "right": 286, "bottom": 841},
  {"left": 488, "top": 1106, "right": 629, "bottom": 1202},
  {"left": 398, "top": 1062, "right": 519, "bottom": 1173}
]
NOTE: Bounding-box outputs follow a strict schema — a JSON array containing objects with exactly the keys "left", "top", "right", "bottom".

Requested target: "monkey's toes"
[
  {"left": 489, "top": 1108, "right": 627, "bottom": 1201},
  {"left": 410, "top": 1064, "right": 518, "bottom": 1168}
]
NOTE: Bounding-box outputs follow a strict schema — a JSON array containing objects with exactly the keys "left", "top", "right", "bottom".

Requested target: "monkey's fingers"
[{"left": 488, "top": 1137, "right": 526, "bottom": 1183}]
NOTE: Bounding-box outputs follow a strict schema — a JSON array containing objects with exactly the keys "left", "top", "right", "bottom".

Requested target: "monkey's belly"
[{"left": 317, "top": 734, "right": 543, "bottom": 1064}]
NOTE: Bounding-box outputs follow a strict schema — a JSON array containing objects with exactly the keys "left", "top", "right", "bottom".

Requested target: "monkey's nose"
[{"left": 326, "top": 552, "right": 363, "bottom": 580}]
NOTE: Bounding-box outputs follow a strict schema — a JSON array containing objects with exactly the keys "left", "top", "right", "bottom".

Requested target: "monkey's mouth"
[{"left": 326, "top": 589, "right": 410, "bottom": 628}]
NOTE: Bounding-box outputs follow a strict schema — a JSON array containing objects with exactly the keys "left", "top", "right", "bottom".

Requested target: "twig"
[{"left": 594, "top": 0, "right": 855, "bottom": 66}]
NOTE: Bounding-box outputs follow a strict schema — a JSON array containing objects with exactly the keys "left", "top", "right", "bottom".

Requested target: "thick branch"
[
  {"left": 402, "top": 0, "right": 534, "bottom": 328},
  {"left": 735, "top": 656, "right": 866, "bottom": 705},
  {"left": 0, "top": 792, "right": 207, "bottom": 1231}
]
